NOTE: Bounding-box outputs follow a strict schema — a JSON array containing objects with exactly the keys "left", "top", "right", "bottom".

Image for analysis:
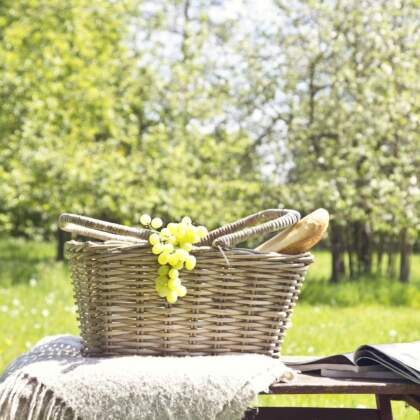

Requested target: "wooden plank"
[
  {"left": 243, "top": 407, "right": 380, "bottom": 420},
  {"left": 268, "top": 374, "right": 420, "bottom": 395},
  {"left": 376, "top": 395, "right": 393, "bottom": 420}
]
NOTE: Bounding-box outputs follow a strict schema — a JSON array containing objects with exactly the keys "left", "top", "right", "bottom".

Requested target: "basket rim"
[{"left": 64, "top": 239, "right": 314, "bottom": 261}]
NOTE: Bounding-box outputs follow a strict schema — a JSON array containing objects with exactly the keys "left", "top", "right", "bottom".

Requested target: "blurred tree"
[
  {"left": 261, "top": 0, "right": 420, "bottom": 282},
  {"left": 0, "top": 0, "right": 266, "bottom": 258},
  {"left": 0, "top": 0, "right": 418, "bottom": 278},
  {"left": 0, "top": 0, "right": 144, "bottom": 238}
]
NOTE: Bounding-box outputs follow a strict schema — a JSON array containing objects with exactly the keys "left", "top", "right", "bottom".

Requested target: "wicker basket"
[{"left": 59, "top": 210, "right": 313, "bottom": 357}]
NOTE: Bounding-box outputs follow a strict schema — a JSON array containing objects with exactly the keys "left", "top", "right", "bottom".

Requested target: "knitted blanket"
[{"left": 0, "top": 335, "right": 293, "bottom": 420}]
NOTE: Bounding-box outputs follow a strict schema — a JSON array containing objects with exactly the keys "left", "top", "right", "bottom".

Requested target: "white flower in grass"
[
  {"left": 45, "top": 293, "right": 55, "bottom": 305},
  {"left": 31, "top": 308, "right": 37, "bottom": 314},
  {"left": 42, "top": 309, "right": 49, "bottom": 317},
  {"left": 0, "top": 305, "right": 8, "bottom": 313},
  {"left": 307, "top": 346, "right": 315, "bottom": 353},
  {"left": 29, "top": 278, "right": 37, "bottom": 287},
  {"left": 388, "top": 329, "right": 397, "bottom": 338},
  {"left": 25, "top": 341, "right": 32, "bottom": 349},
  {"left": 12, "top": 298, "right": 20, "bottom": 306},
  {"left": 34, "top": 323, "right": 41, "bottom": 330}
]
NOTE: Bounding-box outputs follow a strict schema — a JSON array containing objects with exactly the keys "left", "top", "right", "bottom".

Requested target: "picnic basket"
[{"left": 59, "top": 209, "right": 313, "bottom": 357}]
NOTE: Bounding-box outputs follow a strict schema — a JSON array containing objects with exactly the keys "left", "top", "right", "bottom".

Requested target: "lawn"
[{"left": 0, "top": 238, "right": 419, "bottom": 418}]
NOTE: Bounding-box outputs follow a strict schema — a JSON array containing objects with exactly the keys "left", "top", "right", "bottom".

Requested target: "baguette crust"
[{"left": 256, "top": 208, "right": 329, "bottom": 254}]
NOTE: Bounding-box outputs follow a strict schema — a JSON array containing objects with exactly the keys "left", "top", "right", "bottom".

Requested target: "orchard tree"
[
  {"left": 0, "top": 0, "right": 267, "bottom": 258},
  {"left": 263, "top": 0, "right": 420, "bottom": 281}
]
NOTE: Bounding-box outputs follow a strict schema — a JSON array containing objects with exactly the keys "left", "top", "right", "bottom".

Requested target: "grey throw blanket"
[{"left": 0, "top": 335, "right": 294, "bottom": 420}]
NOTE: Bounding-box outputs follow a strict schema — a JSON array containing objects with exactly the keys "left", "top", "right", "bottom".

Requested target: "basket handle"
[
  {"left": 198, "top": 209, "right": 300, "bottom": 248},
  {"left": 58, "top": 213, "right": 152, "bottom": 243}
]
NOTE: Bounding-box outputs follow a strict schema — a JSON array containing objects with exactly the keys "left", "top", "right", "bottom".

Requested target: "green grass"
[
  {"left": 306, "top": 249, "right": 420, "bottom": 284},
  {"left": 303, "top": 251, "right": 420, "bottom": 307},
  {"left": 1, "top": 238, "right": 420, "bottom": 419}
]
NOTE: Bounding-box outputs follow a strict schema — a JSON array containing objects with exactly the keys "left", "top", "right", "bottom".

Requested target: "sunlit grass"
[
  {"left": 307, "top": 248, "right": 420, "bottom": 285},
  {"left": 0, "top": 261, "right": 78, "bottom": 371},
  {"left": 303, "top": 250, "right": 420, "bottom": 307},
  {"left": 1, "top": 238, "right": 419, "bottom": 419}
]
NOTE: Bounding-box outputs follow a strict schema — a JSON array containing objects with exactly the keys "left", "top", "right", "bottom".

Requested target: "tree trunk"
[
  {"left": 399, "top": 228, "right": 411, "bottom": 283},
  {"left": 376, "top": 233, "right": 384, "bottom": 275},
  {"left": 56, "top": 229, "right": 66, "bottom": 261},
  {"left": 346, "top": 225, "right": 355, "bottom": 279},
  {"left": 354, "top": 222, "right": 362, "bottom": 276},
  {"left": 386, "top": 239, "right": 397, "bottom": 280},
  {"left": 359, "top": 223, "right": 372, "bottom": 274},
  {"left": 331, "top": 223, "right": 345, "bottom": 283}
]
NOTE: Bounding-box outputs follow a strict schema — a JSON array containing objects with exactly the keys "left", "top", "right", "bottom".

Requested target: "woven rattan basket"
[{"left": 59, "top": 210, "right": 313, "bottom": 357}]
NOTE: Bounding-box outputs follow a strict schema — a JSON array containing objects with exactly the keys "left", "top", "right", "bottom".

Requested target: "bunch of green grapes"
[{"left": 139, "top": 214, "right": 208, "bottom": 304}]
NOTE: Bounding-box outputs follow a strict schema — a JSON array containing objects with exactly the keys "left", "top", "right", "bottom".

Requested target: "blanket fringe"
[{"left": 0, "top": 372, "right": 78, "bottom": 420}]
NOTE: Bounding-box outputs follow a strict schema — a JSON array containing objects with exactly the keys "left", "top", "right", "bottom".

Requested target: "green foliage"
[
  {"left": 0, "top": 0, "right": 266, "bottom": 240},
  {"left": 252, "top": 0, "right": 420, "bottom": 281},
  {"left": 275, "top": 0, "right": 419, "bottom": 239},
  {"left": 0, "top": 0, "right": 418, "bottom": 282},
  {"left": 0, "top": 0, "right": 142, "bottom": 237}
]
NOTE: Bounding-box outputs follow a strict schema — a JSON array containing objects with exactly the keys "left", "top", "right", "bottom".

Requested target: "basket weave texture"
[{"left": 61, "top": 210, "right": 313, "bottom": 357}]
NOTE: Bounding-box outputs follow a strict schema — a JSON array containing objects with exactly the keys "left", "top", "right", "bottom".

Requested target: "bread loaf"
[{"left": 255, "top": 208, "right": 329, "bottom": 254}]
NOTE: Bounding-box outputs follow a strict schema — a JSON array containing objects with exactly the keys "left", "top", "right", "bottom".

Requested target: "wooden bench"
[{"left": 244, "top": 373, "right": 420, "bottom": 420}]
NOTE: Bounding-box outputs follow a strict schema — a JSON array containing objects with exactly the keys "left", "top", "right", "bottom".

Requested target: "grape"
[
  {"left": 163, "top": 243, "right": 174, "bottom": 253},
  {"left": 160, "top": 227, "right": 170, "bottom": 237},
  {"left": 149, "top": 233, "right": 160, "bottom": 246},
  {"left": 176, "top": 224, "right": 187, "bottom": 240},
  {"left": 185, "top": 255, "right": 196, "bottom": 270},
  {"left": 158, "top": 253, "right": 169, "bottom": 265},
  {"left": 174, "top": 261, "right": 184, "bottom": 270},
  {"left": 147, "top": 213, "right": 206, "bottom": 303},
  {"left": 158, "top": 265, "right": 170, "bottom": 276},
  {"left": 166, "top": 290, "right": 178, "bottom": 304},
  {"left": 168, "top": 253, "right": 179, "bottom": 267},
  {"left": 151, "top": 217, "right": 163, "bottom": 229},
  {"left": 157, "top": 286, "right": 169, "bottom": 298},
  {"left": 167, "top": 223, "right": 178, "bottom": 235},
  {"left": 140, "top": 214, "right": 151, "bottom": 226},
  {"left": 168, "top": 277, "right": 181, "bottom": 290},
  {"left": 156, "top": 276, "right": 167, "bottom": 288},
  {"left": 181, "top": 242, "right": 193, "bottom": 252},
  {"left": 152, "top": 243, "right": 164, "bottom": 255},
  {"left": 175, "top": 284, "right": 187, "bottom": 297},
  {"left": 183, "top": 226, "right": 195, "bottom": 243},
  {"left": 159, "top": 229, "right": 174, "bottom": 243},
  {"left": 175, "top": 249, "right": 189, "bottom": 262}
]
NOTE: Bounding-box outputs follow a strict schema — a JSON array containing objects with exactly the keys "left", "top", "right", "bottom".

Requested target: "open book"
[{"left": 282, "top": 341, "right": 420, "bottom": 383}]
